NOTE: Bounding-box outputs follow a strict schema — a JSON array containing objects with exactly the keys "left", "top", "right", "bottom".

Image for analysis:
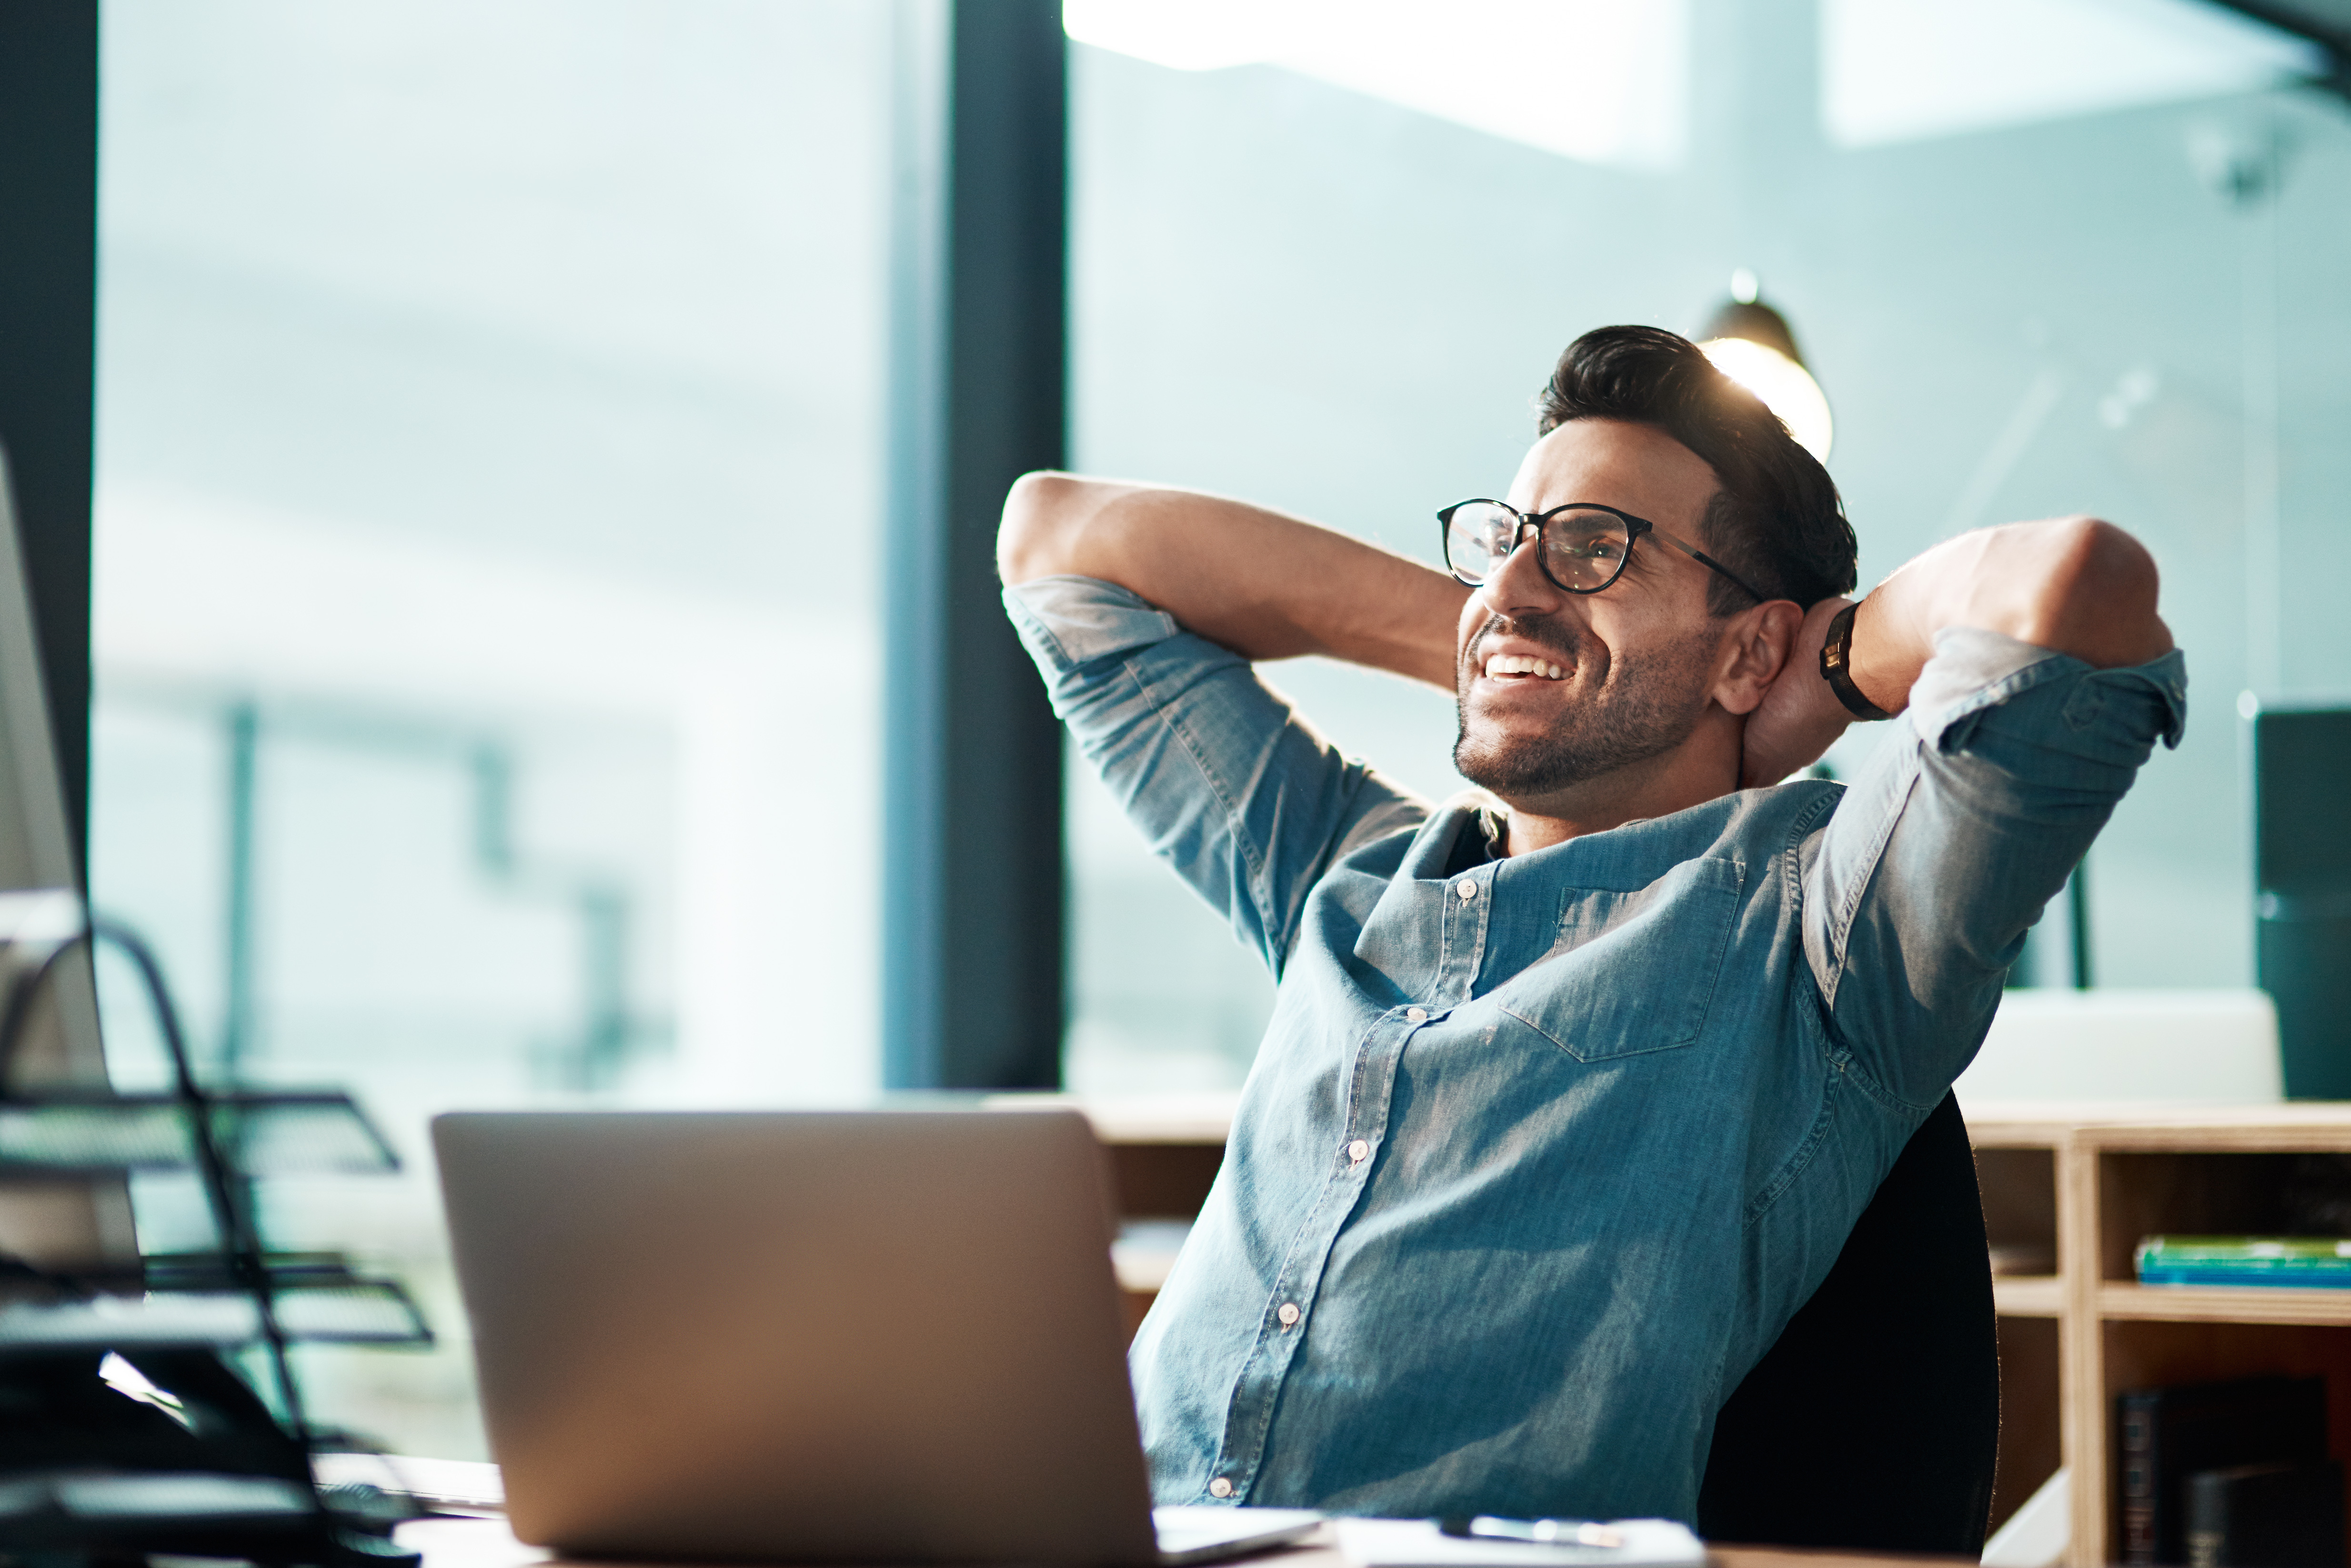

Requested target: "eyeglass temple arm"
[{"left": 1646, "top": 523, "right": 1771, "bottom": 604}]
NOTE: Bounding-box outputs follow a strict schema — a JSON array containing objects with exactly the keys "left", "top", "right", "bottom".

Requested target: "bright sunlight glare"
[
  {"left": 1061, "top": 0, "right": 1688, "bottom": 169},
  {"left": 1700, "top": 338, "right": 1835, "bottom": 464}
]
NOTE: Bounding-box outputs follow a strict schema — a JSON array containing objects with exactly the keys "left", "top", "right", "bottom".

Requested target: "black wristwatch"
[{"left": 1819, "top": 601, "right": 1894, "bottom": 722}]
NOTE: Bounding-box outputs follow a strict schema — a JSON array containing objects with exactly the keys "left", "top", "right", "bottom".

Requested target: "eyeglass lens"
[{"left": 1445, "top": 503, "right": 1630, "bottom": 592}]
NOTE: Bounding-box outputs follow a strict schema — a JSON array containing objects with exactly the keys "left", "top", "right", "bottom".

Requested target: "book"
[
  {"left": 2138, "top": 1236, "right": 2351, "bottom": 1288},
  {"left": 2186, "top": 1459, "right": 2343, "bottom": 1568},
  {"left": 2117, "top": 1375, "right": 2328, "bottom": 1566}
]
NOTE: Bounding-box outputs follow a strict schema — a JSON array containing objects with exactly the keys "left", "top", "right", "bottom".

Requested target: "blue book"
[{"left": 2136, "top": 1236, "right": 2351, "bottom": 1288}]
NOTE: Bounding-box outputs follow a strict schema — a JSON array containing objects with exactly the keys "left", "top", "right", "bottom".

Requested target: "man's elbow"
[
  {"left": 1000, "top": 471, "right": 1134, "bottom": 585},
  {"left": 2029, "top": 516, "right": 2170, "bottom": 667},
  {"left": 997, "top": 470, "right": 1086, "bottom": 586}
]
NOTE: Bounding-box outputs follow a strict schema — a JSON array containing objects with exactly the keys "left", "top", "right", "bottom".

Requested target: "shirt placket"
[
  {"left": 1434, "top": 864, "right": 1492, "bottom": 1006},
  {"left": 1199, "top": 871, "right": 1493, "bottom": 1502}
]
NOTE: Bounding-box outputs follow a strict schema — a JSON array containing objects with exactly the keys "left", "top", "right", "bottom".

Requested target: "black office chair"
[{"left": 1696, "top": 1092, "right": 2000, "bottom": 1554}]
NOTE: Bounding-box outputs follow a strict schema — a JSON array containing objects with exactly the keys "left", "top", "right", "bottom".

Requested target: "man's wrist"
[{"left": 1819, "top": 600, "right": 1896, "bottom": 721}]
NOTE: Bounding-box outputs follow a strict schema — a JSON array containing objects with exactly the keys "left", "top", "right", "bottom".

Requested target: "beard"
[{"left": 1452, "top": 613, "right": 1721, "bottom": 796}]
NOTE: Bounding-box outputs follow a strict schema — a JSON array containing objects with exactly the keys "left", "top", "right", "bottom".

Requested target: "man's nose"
[{"left": 1476, "top": 526, "right": 1567, "bottom": 621}]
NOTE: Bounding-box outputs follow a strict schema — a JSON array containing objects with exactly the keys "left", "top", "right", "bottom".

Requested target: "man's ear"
[{"left": 1712, "top": 600, "right": 1805, "bottom": 716}]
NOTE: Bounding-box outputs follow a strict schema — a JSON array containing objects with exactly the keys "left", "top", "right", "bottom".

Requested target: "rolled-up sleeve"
[
  {"left": 1802, "top": 627, "right": 2189, "bottom": 1106},
  {"left": 1005, "top": 575, "right": 1427, "bottom": 976}
]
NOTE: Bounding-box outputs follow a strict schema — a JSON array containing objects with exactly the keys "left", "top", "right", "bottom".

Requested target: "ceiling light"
[
  {"left": 1820, "top": 0, "right": 2322, "bottom": 149},
  {"left": 1697, "top": 280, "right": 1834, "bottom": 464},
  {"left": 1061, "top": 0, "right": 1688, "bottom": 170}
]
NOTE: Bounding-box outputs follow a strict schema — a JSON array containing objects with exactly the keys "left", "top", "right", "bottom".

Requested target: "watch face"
[
  {"left": 1821, "top": 607, "right": 1854, "bottom": 672},
  {"left": 1819, "top": 606, "right": 1887, "bottom": 720}
]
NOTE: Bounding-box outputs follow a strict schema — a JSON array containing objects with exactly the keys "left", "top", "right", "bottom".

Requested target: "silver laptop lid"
[{"left": 434, "top": 1107, "right": 1160, "bottom": 1564}]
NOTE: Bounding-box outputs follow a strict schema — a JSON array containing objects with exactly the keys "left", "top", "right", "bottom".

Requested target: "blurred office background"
[{"left": 80, "top": 0, "right": 2351, "bottom": 1455}]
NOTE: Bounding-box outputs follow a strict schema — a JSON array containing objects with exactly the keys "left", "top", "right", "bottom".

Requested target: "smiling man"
[{"left": 995, "top": 326, "right": 2185, "bottom": 1524}]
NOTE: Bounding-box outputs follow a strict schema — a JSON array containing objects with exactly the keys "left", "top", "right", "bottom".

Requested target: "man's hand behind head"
[{"left": 1738, "top": 595, "right": 1856, "bottom": 790}]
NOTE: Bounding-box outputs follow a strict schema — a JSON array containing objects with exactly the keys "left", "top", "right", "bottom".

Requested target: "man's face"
[{"left": 1453, "top": 419, "right": 1734, "bottom": 799}]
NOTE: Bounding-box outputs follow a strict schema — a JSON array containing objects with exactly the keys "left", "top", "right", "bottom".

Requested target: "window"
[
  {"left": 91, "top": 0, "right": 892, "bottom": 1457},
  {"left": 1063, "top": 0, "right": 2351, "bottom": 1087}
]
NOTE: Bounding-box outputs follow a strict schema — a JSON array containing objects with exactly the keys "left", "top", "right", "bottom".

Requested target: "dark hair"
[{"left": 1535, "top": 325, "right": 1857, "bottom": 615}]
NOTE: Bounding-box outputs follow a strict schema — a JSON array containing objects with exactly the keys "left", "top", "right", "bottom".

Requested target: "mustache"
[{"left": 1467, "top": 613, "right": 1583, "bottom": 667}]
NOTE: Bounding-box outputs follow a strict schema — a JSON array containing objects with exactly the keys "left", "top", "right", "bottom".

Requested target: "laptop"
[{"left": 433, "top": 1107, "right": 1320, "bottom": 1564}]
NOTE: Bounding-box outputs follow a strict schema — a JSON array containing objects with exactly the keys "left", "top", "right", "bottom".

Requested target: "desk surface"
[{"left": 396, "top": 1514, "right": 1974, "bottom": 1568}]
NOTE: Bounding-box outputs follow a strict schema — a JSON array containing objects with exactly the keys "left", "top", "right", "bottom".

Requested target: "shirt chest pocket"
[{"left": 1490, "top": 856, "right": 1744, "bottom": 1061}]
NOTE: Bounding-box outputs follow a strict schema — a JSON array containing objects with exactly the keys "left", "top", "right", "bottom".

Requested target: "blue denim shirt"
[{"left": 1006, "top": 575, "right": 2187, "bottom": 1525}]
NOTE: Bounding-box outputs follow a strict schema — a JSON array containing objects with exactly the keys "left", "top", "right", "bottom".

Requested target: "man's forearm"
[
  {"left": 1740, "top": 516, "right": 2172, "bottom": 788},
  {"left": 1849, "top": 516, "right": 2172, "bottom": 714},
  {"left": 996, "top": 472, "right": 1465, "bottom": 690}
]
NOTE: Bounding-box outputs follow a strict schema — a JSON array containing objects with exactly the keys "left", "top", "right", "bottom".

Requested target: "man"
[{"left": 995, "top": 326, "right": 2183, "bottom": 1524}]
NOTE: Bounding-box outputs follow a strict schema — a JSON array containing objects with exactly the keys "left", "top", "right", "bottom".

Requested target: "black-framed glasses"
[{"left": 1437, "top": 499, "right": 1768, "bottom": 603}]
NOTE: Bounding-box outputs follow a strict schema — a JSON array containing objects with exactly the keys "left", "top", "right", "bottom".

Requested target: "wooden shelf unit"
[
  {"left": 1971, "top": 1102, "right": 2351, "bottom": 1567},
  {"left": 1046, "top": 1094, "right": 2351, "bottom": 1566}
]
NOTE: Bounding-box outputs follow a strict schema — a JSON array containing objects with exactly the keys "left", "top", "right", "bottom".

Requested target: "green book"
[{"left": 2137, "top": 1236, "right": 2351, "bottom": 1287}]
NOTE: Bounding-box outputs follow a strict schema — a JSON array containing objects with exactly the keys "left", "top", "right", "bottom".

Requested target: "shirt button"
[
  {"left": 1277, "top": 1303, "right": 1301, "bottom": 1326},
  {"left": 1208, "top": 1478, "right": 1235, "bottom": 1499},
  {"left": 1406, "top": 1006, "right": 1427, "bottom": 1022},
  {"left": 1347, "top": 1139, "right": 1370, "bottom": 1164},
  {"left": 1457, "top": 880, "right": 1477, "bottom": 900}
]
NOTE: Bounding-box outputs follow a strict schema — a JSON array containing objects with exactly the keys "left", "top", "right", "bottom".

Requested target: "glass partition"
[
  {"left": 90, "top": 0, "right": 891, "bottom": 1457},
  {"left": 1063, "top": 0, "right": 2351, "bottom": 1089}
]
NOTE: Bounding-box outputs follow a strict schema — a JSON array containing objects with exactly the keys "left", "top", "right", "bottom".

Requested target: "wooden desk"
[
  {"left": 397, "top": 1513, "right": 1974, "bottom": 1568},
  {"left": 416, "top": 1096, "right": 2337, "bottom": 1568}
]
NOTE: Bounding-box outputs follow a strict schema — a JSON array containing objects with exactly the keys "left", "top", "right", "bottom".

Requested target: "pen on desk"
[{"left": 1437, "top": 1516, "right": 1626, "bottom": 1549}]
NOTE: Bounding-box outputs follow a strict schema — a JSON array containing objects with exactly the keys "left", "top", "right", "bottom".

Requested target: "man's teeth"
[{"left": 1483, "top": 654, "right": 1565, "bottom": 680}]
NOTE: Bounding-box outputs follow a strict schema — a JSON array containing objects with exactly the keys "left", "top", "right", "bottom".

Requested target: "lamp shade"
[
  {"left": 1700, "top": 299, "right": 1804, "bottom": 363},
  {"left": 1696, "top": 296, "right": 1834, "bottom": 464}
]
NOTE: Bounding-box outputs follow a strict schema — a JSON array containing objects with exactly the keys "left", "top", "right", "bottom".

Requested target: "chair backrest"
[{"left": 1695, "top": 1091, "right": 1999, "bottom": 1554}]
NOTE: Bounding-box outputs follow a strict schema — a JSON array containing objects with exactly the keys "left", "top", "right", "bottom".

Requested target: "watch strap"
[{"left": 1819, "top": 601, "right": 1894, "bottom": 722}]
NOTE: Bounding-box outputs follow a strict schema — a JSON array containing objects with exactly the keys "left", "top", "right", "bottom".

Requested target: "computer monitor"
[
  {"left": 0, "top": 449, "right": 132, "bottom": 1267},
  {"left": 2253, "top": 704, "right": 2351, "bottom": 1099}
]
